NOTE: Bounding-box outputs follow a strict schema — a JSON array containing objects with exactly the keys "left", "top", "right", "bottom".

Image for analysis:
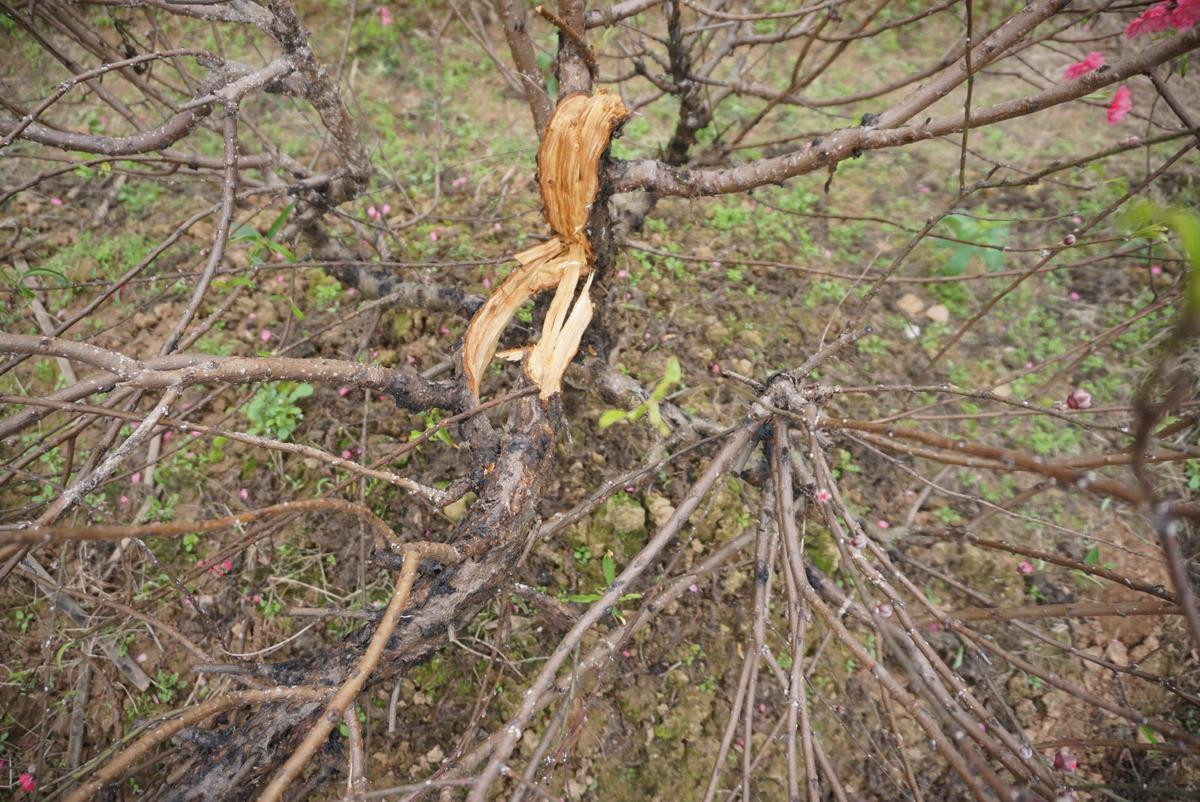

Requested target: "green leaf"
[
  {"left": 663, "top": 355, "right": 682, "bottom": 385},
  {"left": 231, "top": 224, "right": 262, "bottom": 243},
  {"left": 598, "top": 409, "right": 629, "bottom": 429},
  {"left": 55, "top": 641, "right": 73, "bottom": 669},
  {"left": 1084, "top": 546, "right": 1101, "bottom": 566},
  {"left": 288, "top": 300, "right": 306, "bottom": 321},
  {"left": 566, "top": 593, "right": 601, "bottom": 603},
  {"left": 942, "top": 250, "right": 969, "bottom": 276},
  {"left": 266, "top": 203, "right": 294, "bottom": 242},
  {"left": 1127, "top": 223, "right": 1169, "bottom": 242},
  {"left": 647, "top": 401, "right": 668, "bottom": 436},
  {"left": 602, "top": 552, "right": 616, "bottom": 587},
  {"left": 22, "top": 266, "right": 70, "bottom": 286},
  {"left": 264, "top": 240, "right": 295, "bottom": 262},
  {"left": 1164, "top": 207, "right": 1200, "bottom": 314},
  {"left": 650, "top": 356, "right": 682, "bottom": 402}
]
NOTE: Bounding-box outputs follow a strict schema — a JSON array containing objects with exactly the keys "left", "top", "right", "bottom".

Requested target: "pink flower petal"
[
  {"left": 259, "top": 329, "right": 273, "bottom": 343},
  {"left": 1063, "top": 51, "right": 1104, "bottom": 80},
  {"left": 1107, "top": 85, "right": 1133, "bottom": 124},
  {"left": 131, "top": 472, "right": 141, "bottom": 485},
  {"left": 1125, "top": 3, "right": 1173, "bottom": 37},
  {"left": 1066, "top": 387, "right": 1093, "bottom": 410},
  {"left": 49, "top": 197, "right": 63, "bottom": 207},
  {"left": 238, "top": 488, "right": 249, "bottom": 501},
  {"left": 1054, "top": 749, "right": 1078, "bottom": 773},
  {"left": 341, "top": 449, "right": 353, "bottom": 459},
  {"left": 1171, "top": 0, "right": 1200, "bottom": 30},
  {"left": 816, "top": 489, "right": 832, "bottom": 503},
  {"left": 338, "top": 386, "right": 351, "bottom": 397},
  {"left": 19, "top": 772, "right": 36, "bottom": 793},
  {"left": 1017, "top": 560, "right": 1034, "bottom": 575},
  {"left": 379, "top": 7, "right": 393, "bottom": 26}
]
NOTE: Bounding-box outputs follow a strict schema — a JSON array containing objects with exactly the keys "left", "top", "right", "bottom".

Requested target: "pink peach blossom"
[
  {"left": 1122, "top": 1, "right": 1200, "bottom": 37},
  {"left": 1107, "top": 85, "right": 1133, "bottom": 125},
  {"left": 1066, "top": 387, "right": 1093, "bottom": 410},
  {"left": 1063, "top": 51, "right": 1104, "bottom": 80}
]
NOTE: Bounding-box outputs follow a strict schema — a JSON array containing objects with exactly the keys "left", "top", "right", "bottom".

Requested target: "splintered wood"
[{"left": 464, "top": 90, "right": 629, "bottom": 399}]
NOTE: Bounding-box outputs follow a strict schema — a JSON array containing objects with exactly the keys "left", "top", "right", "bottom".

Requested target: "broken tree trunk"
[{"left": 135, "top": 91, "right": 628, "bottom": 801}]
